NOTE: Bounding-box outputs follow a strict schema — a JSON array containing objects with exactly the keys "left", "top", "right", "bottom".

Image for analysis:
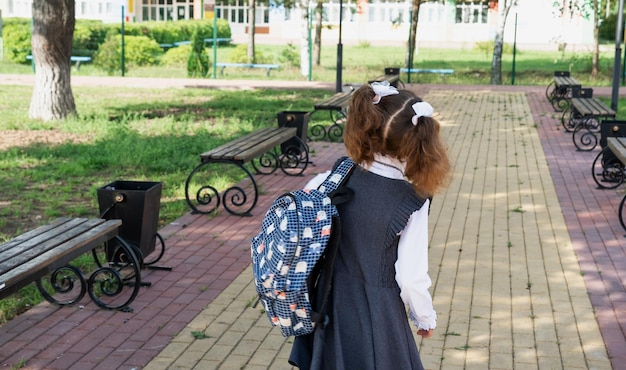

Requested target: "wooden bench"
[
  {"left": 546, "top": 71, "right": 581, "bottom": 111},
  {"left": 27, "top": 55, "right": 92, "bottom": 70},
  {"left": 184, "top": 126, "right": 309, "bottom": 216},
  {"left": 601, "top": 137, "right": 626, "bottom": 231},
  {"left": 215, "top": 62, "right": 280, "bottom": 77},
  {"left": 400, "top": 67, "right": 454, "bottom": 81},
  {"left": 161, "top": 38, "right": 233, "bottom": 49},
  {"left": 310, "top": 89, "right": 355, "bottom": 142},
  {"left": 0, "top": 217, "right": 142, "bottom": 311},
  {"left": 592, "top": 122, "right": 626, "bottom": 189},
  {"left": 560, "top": 87, "right": 594, "bottom": 132},
  {"left": 568, "top": 94, "right": 616, "bottom": 151},
  {"left": 368, "top": 67, "right": 402, "bottom": 88}
]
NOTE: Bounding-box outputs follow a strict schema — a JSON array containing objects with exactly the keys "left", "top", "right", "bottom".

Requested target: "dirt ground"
[{"left": 0, "top": 129, "right": 90, "bottom": 151}]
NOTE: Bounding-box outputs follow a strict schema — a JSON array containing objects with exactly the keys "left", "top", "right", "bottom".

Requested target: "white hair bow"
[
  {"left": 411, "top": 102, "right": 434, "bottom": 125},
  {"left": 371, "top": 81, "right": 399, "bottom": 104}
]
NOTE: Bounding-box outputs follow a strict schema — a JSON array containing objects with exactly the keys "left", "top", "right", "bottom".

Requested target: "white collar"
[{"left": 363, "top": 154, "right": 406, "bottom": 180}]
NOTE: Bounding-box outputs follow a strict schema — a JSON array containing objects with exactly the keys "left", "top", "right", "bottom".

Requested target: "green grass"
[{"left": 1, "top": 42, "right": 621, "bottom": 86}]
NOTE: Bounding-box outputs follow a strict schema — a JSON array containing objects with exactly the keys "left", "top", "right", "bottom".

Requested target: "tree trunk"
[
  {"left": 247, "top": 0, "right": 256, "bottom": 63},
  {"left": 299, "top": 0, "right": 310, "bottom": 77},
  {"left": 490, "top": 0, "right": 513, "bottom": 85},
  {"left": 314, "top": 0, "right": 323, "bottom": 66},
  {"left": 29, "top": 0, "right": 76, "bottom": 121},
  {"left": 592, "top": 0, "right": 599, "bottom": 77},
  {"left": 405, "top": 0, "right": 421, "bottom": 68}
]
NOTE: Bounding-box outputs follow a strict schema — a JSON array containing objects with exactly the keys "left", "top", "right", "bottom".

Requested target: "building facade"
[{"left": 0, "top": 0, "right": 594, "bottom": 50}]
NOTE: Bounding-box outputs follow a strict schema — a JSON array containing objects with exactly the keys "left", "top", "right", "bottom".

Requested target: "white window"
[{"left": 455, "top": 0, "right": 488, "bottom": 24}]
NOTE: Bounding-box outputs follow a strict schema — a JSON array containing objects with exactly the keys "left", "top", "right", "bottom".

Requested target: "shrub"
[
  {"left": 94, "top": 35, "right": 125, "bottom": 75},
  {"left": 2, "top": 22, "right": 32, "bottom": 63},
  {"left": 94, "top": 34, "right": 162, "bottom": 74},
  {"left": 161, "top": 44, "right": 192, "bottom": 67},
  {"left": 279, "top": 42, "right": 299, "bottom": 67},
  {"left": 187, "top": 29, "right": 210, "bottom": 78},
  {"left": 1, "top": 17, "right": 231, "bottom": 62},
  {"left": 73, "top": 20, "right": 110, "bottom": 57},
  {"left": 227, "top": 44, "right": 273, "bottom": 64}
]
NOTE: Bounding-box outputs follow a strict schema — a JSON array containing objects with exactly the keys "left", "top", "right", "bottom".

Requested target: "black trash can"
[
  {"left": 97, "top": 180, "right": 162, "bottom": 263},
  {"left": 600, "top": 120, "right": 626, "bottom": 166},
  {"left": 601, "top": 120, "right": 626, "bottom": 149},
  {"left": 277, "top": 111, "right": 309, "bottom": 153}
]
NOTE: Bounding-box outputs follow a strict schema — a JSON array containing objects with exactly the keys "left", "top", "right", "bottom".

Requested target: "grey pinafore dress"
[{"left": 289, "top": 165, "right": 427, "bottom": 370}]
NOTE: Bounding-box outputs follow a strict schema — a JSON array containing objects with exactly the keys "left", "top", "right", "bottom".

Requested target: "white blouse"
[{"left": 304, "top": 154, "right": 437, "bottom": 331}]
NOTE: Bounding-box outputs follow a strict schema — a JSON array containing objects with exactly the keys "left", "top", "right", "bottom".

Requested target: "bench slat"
[
  {"left": 554, "top": 76, "right": 581, "bottom": 88},
  {"left": 368, "top": 74, "right": 400, "bottom": 86},
  {"left": 200, "top": 127, "right": 297, "bottom": 163},
  {"left": 0, "top": 219, "right": 122, "bottom": 299},
  {"left": 0, "top": 217, "right": 72, "bottom": 254},
  {"left": 235, "top": 128, "right": 298, "bottom": 161},
  {"left": 571, "top": 98, "right": 615, "bottom": 116},
  {"left": 314, "top": 92, "right": 352, "bottom": 110},
  {"left": 0, "top": 219, "right": 102, "bottom": 269}
]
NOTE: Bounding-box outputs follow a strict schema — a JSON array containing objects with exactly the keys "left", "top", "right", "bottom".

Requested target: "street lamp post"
[
  {"left": 611, "top": 0, "right": 625, "bottom": 110},
  {"left": 336, "top": 0, "right": 343, "bottom": 93}
]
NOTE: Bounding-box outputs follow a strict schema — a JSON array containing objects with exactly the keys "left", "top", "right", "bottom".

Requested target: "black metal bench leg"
[
  {"left": 87, "top": 235, "right": 143, "bottom": 311},
  {"left": 572, "top": 117, "right": 599, "bottom": 151},
  {"left": 591, "top": 146, "right": 625, "bottom": 189},
  {"left": 278, "top": 136, "right": 310, "bottom": 176},
  {"left": 36, "top": 265, "right": 87, "bottom": 306},
  {"left": 619, "top": 193, "right": 626, "bottom": 233},
  {"left": 185, "top": 160, "right": 258, "bottom": 217}
]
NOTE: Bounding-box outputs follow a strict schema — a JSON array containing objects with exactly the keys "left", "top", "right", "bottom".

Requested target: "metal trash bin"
[
  {"left": 601, "top": 120, "right": 626, "bottom": 165},
  {"left": 97, "top": 180, "right": 162, "bottom": 265},
  {"left": 277, "top": 111, "right": 309, "bottom": 153}
]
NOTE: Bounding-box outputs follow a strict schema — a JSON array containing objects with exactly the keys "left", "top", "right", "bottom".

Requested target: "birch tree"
[
  {"left": 314, "top": 0, "right": 323, "bottom": 66},
  {"left": 29, "top": 0, "right": 76, "bottom": 121},
  {"left": 300, "top": 0, "right": 311, "bottom": 76},
  {"left": 248, "top": 0, "right": 256, "bottom": 62},
  {"left": 552, "top": 0, "right": 602, "bottom": 77},
  {"left": 406, "top": 0, "right": 423, "bottom": 68},
  {"left": 490, "top": 0, "right": 516, "bottom": 85}
]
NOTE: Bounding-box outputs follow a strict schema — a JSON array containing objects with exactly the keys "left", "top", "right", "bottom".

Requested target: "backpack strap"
[
  {"left": 308, "top": 157, "right": 355, "bottom": 328},
  {"left": 318, "top": 156, "right": 355, "bottom": 196}
]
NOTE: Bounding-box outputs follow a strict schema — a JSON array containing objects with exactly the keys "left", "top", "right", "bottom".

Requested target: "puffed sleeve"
[{"left": 394, "top": 198, "right": 437, "bottom": 330}]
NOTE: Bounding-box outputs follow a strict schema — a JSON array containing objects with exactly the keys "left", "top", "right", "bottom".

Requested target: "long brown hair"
[{"left": 343, "top": 84, "right": 451, "bottom": 197}]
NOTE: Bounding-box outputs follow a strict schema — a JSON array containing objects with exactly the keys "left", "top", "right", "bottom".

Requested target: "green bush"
[
  {"left": 187, "top": 29, "right": 210, "bottom": 77},
  {"left": 93, "top": 35, "right": 125, "bottom": 75},
  {"left": 2, "top": 22, "right": 32, "bottom": 63},
  {"left": 599, "top": 12, "right": 620, "bottom": 41},
  {"left": 1, "top": 17, "right": 231, "bottom": 62},
  {"left": 113, "top": 19, "right": 231, "bottom": 45},
  {"left": 94, "top": 34, "right": 162, "bottom": 74},
  {"left": 228, "top": 44, "right": 273, "bottom": 64},
  {"left": 161, "top": 44, "right": 193, "bottom": 67},
  {"left": 73, "top": 21, "right": 110, "bottom": 57},
  {"left": 279, "top": 42, "right": 299, "bottom": 67}
]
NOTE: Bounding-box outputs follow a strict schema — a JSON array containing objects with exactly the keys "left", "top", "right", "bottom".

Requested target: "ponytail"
[{"left": 343, "top": 84, "right": 451, "bottom": 197}]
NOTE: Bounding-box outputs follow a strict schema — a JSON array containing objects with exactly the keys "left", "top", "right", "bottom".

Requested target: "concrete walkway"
[{"left": 0, "top": 75, "right": 624, "bottom": 369}]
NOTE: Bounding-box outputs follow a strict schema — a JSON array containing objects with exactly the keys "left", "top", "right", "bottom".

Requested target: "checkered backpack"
[{"left": 251, "top": 157, "right": 355, "bottom": 337}]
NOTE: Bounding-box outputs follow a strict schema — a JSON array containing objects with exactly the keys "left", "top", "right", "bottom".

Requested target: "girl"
[{"left": 289, "top": 82, "right": 451, "bottom": 370}]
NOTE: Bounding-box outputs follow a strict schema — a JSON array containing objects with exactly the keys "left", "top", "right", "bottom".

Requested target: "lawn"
[{"left": 1, "top": 42, "right": 622, "bottom": 86}]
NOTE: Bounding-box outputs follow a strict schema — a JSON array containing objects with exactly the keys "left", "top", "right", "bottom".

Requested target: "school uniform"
[{"left": 289, "top": 154, "right": 436, "bottom": 370}]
